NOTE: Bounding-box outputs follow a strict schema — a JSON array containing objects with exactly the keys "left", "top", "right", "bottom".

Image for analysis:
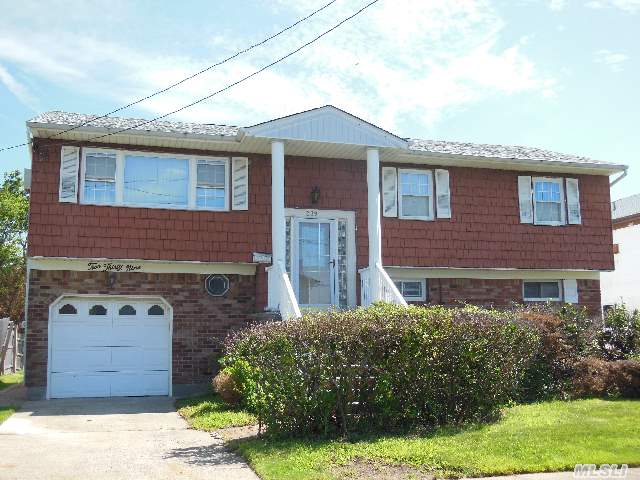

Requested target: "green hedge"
[{"left": 222, "top": 304, "right": 539, "bottom": 437}]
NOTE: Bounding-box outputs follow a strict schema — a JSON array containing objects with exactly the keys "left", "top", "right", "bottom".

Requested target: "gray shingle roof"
[
  {"left": 408, "top": 139, "right": 612, "bottom": 166},
  {"left": 612, "top": 194, "right": 640, "bottom": 220},
  {"left": 29, "top": 110, "right": 623, "bottom": 170},
  {"left": 28, "top": 111, "right": 240, "bottom": 137}
]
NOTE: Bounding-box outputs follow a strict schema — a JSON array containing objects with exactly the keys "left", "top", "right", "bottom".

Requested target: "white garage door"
[{"left": 49, "top": 297, "right": 171, "bottom": 398}]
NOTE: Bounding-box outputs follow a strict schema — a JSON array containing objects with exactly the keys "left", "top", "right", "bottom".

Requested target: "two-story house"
[{"left": 23, "top": 106, "right": 626, "bottom": 399}]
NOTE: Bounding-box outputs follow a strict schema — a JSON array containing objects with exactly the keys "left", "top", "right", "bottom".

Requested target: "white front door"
[
  {"left": 48, "top": 297, "right": 171, "bottom": 398},
  {"left": 292, "top": 218, "right": 338, "bottom": 308}
]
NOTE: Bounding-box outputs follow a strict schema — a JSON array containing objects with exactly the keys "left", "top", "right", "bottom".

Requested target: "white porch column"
[
  {"left": 367, "top": 147, "right": 382, "bottom": 268},
  {"left": 268, "top": 140, "right": 286, "bottom": 310}
]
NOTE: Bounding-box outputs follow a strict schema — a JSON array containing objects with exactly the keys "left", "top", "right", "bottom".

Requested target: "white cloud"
[
  {"left": 549, "top": 0, "right": 568, "bottom": 11},
  {"left": 585, "top": 0, "right": 640, "bottom": 12},
  {"left": 0, "top": 64, "right": 39, "bottom": 110},
  {"left": 594, "top": 49, "right": 629, "bottom": 72},
  {"left": 0, "top": 0, "right": 556, "bottom": 134}
]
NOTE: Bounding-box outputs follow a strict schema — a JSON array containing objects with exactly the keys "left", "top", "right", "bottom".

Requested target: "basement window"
[
  {"left": 393, "top": 279, "right": 427, "bottom": 302},
  {"left": 523, "top": 281, "right": 561, "bottom": 302}
]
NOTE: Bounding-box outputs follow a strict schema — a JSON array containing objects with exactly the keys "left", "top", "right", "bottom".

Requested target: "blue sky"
[{"left": 0, "top": 0, "right": 637, "bottom": 200}]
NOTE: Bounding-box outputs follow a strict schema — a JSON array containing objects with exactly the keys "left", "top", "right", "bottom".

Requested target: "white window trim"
[
  {"left": 532, "top": 177, "right": 565, "bottom": 226},
  {"left": 80, "top": 147, "right": 230, "bottom": 211},
  {"left": 392, "top": 278, "right": 427, "bottom": 302},
  {"left": 398, "top": 168, "right": 435, "bottom": 221},
  {"left": 522, "top": 279, "right": 563, "bottom": 302}
]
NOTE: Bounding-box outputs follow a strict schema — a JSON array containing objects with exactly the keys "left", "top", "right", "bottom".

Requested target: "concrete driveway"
[{"left": 0, "top": 397, "right": 259, "bottom": 480}]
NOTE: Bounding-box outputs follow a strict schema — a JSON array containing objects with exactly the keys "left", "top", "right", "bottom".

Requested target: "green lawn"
[
  {"left": 176, "top": 393, "right": 257, "bottom": 431},
  {"left": 0, "top": 406, "right": 16, "bottom": 424},
  {"left": 236, "top": 399, "right": 640, "bottom": 479},
  {"left": 0, "top": 371, "right": 23, "bottom": 392}
]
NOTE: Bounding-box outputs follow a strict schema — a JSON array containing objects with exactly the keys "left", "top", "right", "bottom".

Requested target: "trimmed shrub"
[
  {"left": 211, "top": 370, "right": 242, "bottom": 405},
  {"left": 222, "top": 304, "right": 539, "bottom": 437},
  {"left": 518, "top": 304, "right": 599, "bottom": 401},
  {"left": 599, "top": 304, "right": 640, "bottom": 360},
  {"left": 572, "top": 357, "right": 640, "bottom": 398}
]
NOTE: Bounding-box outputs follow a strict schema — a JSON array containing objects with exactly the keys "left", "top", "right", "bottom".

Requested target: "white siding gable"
[{"left": 245, "top": 106, "right": 408, "bottom": 148}]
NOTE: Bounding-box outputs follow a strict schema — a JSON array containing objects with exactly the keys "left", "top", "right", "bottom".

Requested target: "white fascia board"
[
  {"left": 28, "top": 257, "right": 257, "bottom": 276},
  {"left": 395, "top": 151, "right": 626, "bottom": 176},
  {"left": 385, "top": 266, "right": 602, "bottom": 280},
  {"left": 27, "top": 123, "right": 244, "bottom": 144}
]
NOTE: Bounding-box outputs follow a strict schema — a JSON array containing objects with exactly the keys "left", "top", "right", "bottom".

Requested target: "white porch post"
[
  {"left": 268, "top": 140, "right": 286, "bottom": 310},
  {"left": 366, "top": 147, "right": 382, "bottom": 301}
]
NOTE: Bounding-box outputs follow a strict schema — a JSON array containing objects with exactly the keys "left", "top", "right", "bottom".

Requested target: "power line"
[
  {"left": 0, "top": 0, "right": 339, "bottom": 153},
  {"left": 65, "top": 0, "right": 381, "bottom": 146}
]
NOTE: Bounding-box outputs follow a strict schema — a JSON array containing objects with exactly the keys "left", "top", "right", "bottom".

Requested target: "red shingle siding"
[
  {"left": 25, "top": 269, "right": 256, "bottom": 388},
  {"left": 383, "top": 166, "right": 614, "bottom": 270},
  {"left": 28, "top": 140, "right": 272, "bottom": 263},
  {"left": 28, "top": 139, "right": 614, "bottom": 271}
]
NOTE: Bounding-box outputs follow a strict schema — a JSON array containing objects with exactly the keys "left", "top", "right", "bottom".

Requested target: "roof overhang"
[{"left": 27, "top": 110, "right": 627, "bottom": 176}]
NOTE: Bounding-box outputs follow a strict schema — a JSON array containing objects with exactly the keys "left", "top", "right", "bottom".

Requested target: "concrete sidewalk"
[
  {"left": 0, "top": 397, "right": 258, "bottom": 480},
  {"left": 470, "top": 468, "right": 640, "bottom": 480}
]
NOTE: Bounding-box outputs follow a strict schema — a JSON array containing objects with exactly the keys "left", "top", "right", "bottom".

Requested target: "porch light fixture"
[{"left": 311, "top": 186, "right": 320, "bottom": 204}]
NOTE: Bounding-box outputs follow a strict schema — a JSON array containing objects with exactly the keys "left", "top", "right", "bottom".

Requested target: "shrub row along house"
[{"left": 23, "top": 105, "right": 626, "bottom": 399}]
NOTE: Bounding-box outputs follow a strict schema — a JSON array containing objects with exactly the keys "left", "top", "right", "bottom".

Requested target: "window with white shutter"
[
  {"left": 398, "top": 169, "right": 434, "bottom": 220},
  {"left": 59, "top": 146, "right": 80, "bottom": 203},
  {"left": 435, "top": 169, "right": 451, "bottom": 218},
  {"left": 565, "top": 178, "right": 581, "bottom": 224},
  {"left": 533, "top": 177, "right": 565, "bottom": 225},
  {"left": 381, "top": 167, "right": 397, "bottom": 217},
  {"left": 231, "top": 157, "right": 249, "bottom": 210},
  {"left": 77, "top": 147, "right": 234, "bottom": 211}
]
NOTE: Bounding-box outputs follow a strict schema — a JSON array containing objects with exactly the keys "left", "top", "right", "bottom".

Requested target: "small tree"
[{"left": 0, "top": 170, "right": 29, "bottom": 324}]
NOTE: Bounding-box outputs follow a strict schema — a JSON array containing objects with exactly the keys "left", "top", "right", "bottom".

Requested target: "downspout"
[{"left": 609, "top": 168, "right": 628, "bottom": 187}]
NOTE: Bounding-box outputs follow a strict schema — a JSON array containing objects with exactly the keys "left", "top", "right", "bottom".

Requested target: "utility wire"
[
  {"left": 36, "top": 0, "right": 380, "bottom": 149},
  {"left": 0, "top": 0, "right": 339, "bottom": 153}
]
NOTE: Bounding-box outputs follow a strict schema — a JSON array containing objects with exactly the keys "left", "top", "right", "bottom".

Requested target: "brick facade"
[
  {"left": 28, "top": 139, "right": 614, "bottom": 271},
  {"left": 416, "top": 278, "right": 601, "bottom": 315},
  {"left": 25, "top": 269, "right": 256, "bottom": 390}
]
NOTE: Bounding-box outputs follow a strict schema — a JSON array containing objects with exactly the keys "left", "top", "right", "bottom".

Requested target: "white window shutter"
[
  {"left": 563, "top": 279, "right": 578, "bottom": 303},
  {"left": 517, "top": 176, "right": 533, "bottom": 224},
  {"left": 435, "top": 169, "right": 451, "bottom": 219},
  {"left": 59, "top": 146, "right": 80, "bottom": 203},
  {"left": 381, "top": 167, "right": 398, "bottom": 217},
  {"left": 231, "top": 157, "right": 249, "bottom": 210},
  {"left": 565, "top": 178, "right": 581, "bottom": 224}
]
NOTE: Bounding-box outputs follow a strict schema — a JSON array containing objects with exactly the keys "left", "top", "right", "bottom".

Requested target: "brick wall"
[
  {"left": 28, "top": 139, "right": 614, "bottom": 272},
  {"left": 25, "top": 269, "right": 256, "bottom": 389},
  {"left": 414, "top": 278, "right": 601, "bottom": 315}
]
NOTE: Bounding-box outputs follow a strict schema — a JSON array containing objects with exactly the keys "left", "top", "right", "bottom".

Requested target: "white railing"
[
  {"left": 267, "top": 261, "right": 302, "bottom": 320},
  {"left": 359, "top": 263, "right": 408, "bottom": 307}
]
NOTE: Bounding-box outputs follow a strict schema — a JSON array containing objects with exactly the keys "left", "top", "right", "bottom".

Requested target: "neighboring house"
[
  {"left": 601, "top": 194, "right": 640, "bottom": 311},
  {"left": 23, "top": 105, "right": 625, "bottom": 400}
]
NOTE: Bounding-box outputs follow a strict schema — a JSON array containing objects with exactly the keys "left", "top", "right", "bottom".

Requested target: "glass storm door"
[{"left": 292, "top": 219, "right": 337, "bottom": 308}]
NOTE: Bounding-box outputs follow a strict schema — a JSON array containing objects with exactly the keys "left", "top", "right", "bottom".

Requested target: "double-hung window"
[
  {"left": 523, "top": 281, "right": 561, "bottom": 301},
  {"left": 398, "top": 169, "right": 434, "bottom": 220},
  {"left": 80, "top": 148, "right": 230, "bottom": 211},
  {"left": 83, "top": 152, "right": 116, "bottom": 204},
  {"left": 533, "top": 178, "right": 564, "bottom": 225},
  {"left": 196, "top": 160, "right": 226, "bottom": 209}
]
